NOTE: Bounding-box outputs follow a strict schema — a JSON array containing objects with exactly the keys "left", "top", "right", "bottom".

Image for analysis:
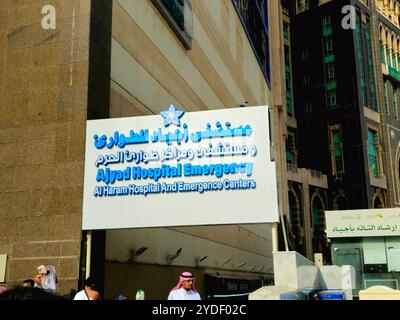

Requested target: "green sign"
[{"left": 388, "top": 65, "right": 400, "bottom": 82}]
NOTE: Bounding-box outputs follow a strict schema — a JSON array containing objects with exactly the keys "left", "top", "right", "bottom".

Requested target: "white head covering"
[
  {"left": 37, "top": 265, "right": 57, "bottom": 292},
  {"left": 38, "top": 265, "right": 47, "bottom": 275}
]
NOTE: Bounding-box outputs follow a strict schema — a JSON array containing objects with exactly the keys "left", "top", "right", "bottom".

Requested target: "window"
[
  {"left": 305, "top": 102, "right": 312, "bottom": 114},
  {"left": 329, "top": 125, "right": 344, "bottom": 174},
  {"left": 384, "top": 81, "right": 389, "bottom": 114},
  {"left": 152, "top": 0, "right": 192, "bottom": 49},
  {"left": 303, "top": 75, "right": 311, "bottom": 86},
  {"left": 312, "top": 197, "right": 325, "bottom": 233},
  {"left": 232, "top": 0, "right": 271, "bottom": 84},
  {"left": 387, "top": 46, "right": 392, "bottom": 67},
  {"left": 368, "top": 129, "right": 379, "bottom": 177},
  {"left": 286, "top": 132, "right": 296, "bottom": 165},
  {"left": 325, "top": 36, "right": 333, "bottom": 53},
  {"left": 326, "top": 62, "right": 335, "bottom": 80},
  {"left": 301, "top": 49, "right": 309, "bottom": 60},
  {"left": 322, "top": 16, "right": 331, "bottom": 26},
  {"left": 283, "top": 22, "right": 290, "bottom": 40},
  {"left": 327, "top": 89, "right": 337, "bottom": 109},
  {"left": 356, "top": 11, "right": 367, "bottom": 108},
  {"left": 285, "top": 45, "right": 291, "bottom": 64},
  {"left": 365, "top": 18, "right": 377, "bottom": 111},
  {"left": 380, "top": 41, "right": 385, "bottom": 64},
  {"left": 285, "top": 45, "right": 293, "bottom": 116},
  {"left": 286, "top": 139, "right": 294, "bottom": 164},
  {"left": 394, "top": 88, "right": 398, "bottom": 118},
  {"left": 322, "top": 16, "right": 337, "bottom": 109},
  {"left": 398, "top": 43, "right": 400, "bottom": 70}
]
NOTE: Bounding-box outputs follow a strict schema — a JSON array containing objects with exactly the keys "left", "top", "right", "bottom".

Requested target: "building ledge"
[
  {"left": 286, "top": 165, "right": 328, "bottom": 189},
  {"left": 370, "top": 172, "right": 387, "bottom": 189},
  {"left": 287, "top": 116, "right": 297, "bottom": 129},
  {"left": 364, "top": 107, "right": 381, "bottom": 124}
]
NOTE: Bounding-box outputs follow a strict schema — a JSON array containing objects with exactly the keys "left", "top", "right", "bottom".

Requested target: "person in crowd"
[
  {"left": 0, "top": 286, "right": 65, "bottom": 300},
  {"left": 73, "top": 277, "right": 100, "bottom": 300},
  {"left": 33, "top": 265, "right": 57, "bottom": 293},
  {"left": 0, "top": 284, "right": 7, "bottom": 295},
  {"left": 167, "top": 271, "right": 201, "bottom": 300},
  {"left": 22, "top": 279, "right": 35, "bottom": 288},
  {"left": 113, "top": 293, "right": 127, "bottom": 300}
]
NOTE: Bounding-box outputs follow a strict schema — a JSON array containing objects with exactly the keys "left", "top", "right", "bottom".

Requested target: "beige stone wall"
[{"left": 0, "top": 0, "right": 91, "bottom": 294}]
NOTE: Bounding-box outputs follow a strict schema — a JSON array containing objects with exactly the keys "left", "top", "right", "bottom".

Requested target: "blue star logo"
[{"left": 160, "top": 104, "right": 185, "bottom": 127}]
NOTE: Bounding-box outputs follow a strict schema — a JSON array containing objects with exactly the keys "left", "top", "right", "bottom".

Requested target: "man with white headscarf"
[
  {"left": 34, "top": 265, "right": 57, "bottom": 293},
  {"left": 167, "top": 271, "right": 201, "bottom": 300}
]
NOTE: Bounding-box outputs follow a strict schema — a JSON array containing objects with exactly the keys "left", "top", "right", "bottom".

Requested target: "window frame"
[
  {"left": 367, "top": 127, "right": 380, "bottom": 177},
  {"left": 151, "top": 0, "right": 192, "bottom": 50},
  {"left": 328, "top": 124, "right": 345, "bottom": 175}
]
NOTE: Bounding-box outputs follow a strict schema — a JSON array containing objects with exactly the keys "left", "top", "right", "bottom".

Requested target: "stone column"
[
  {"left": 0, "top": 0, "right": 92, "bottom": 295},
  {"left": 302, "top": 172, "right": 312, "bottom": 260}
]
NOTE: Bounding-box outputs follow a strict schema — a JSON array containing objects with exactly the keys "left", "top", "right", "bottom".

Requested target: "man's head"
[
  {"left": 22, "top": 279, "right": 35, "bottom": 288},
  {"left": 84, "top": 277, "right": 95, "bottom": 289},
  {"left": 179, "top": 272, "right": 195, "bottom": 292},
  {"left": 181, "top": 278, "right": 194, "bottom": 291}
]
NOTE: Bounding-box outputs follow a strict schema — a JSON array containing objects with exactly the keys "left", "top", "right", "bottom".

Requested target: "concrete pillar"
[{"left": 302, "top": 179, "right": 313, "bottom": 260}]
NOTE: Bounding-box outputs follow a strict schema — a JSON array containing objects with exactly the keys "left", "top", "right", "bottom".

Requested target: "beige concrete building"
[{"left": 0, "top": 0, "right": 292, "bottom": 299}]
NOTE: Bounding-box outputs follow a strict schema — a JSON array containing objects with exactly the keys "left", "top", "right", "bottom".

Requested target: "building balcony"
[
  {"left": 382, "top": 63, "right": 400, "bottom": 83},
  {"left": 286, "top": 164, "right": 328, "bottom": 189},
  {"left": 364, "top": 107, "right": 381, "bottom": 123},
  {"left": 370, "top": 171, "right": 387, "bottom": 190}
]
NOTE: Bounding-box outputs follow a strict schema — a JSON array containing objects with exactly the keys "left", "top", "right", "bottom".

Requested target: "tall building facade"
[
  {"left": 282, "top": 0, "right": 400, "bottom": 261},
  {"left": 0, "top": 0, "right": 284, "bottom": 299},
  {"left": 277, "top": 0, "right": 330, "bottom": 261}
]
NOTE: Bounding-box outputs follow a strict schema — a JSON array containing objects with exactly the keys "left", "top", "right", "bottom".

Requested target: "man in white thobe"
[{"left": 167, "top": 272, "right": 201, "bottom": 300}]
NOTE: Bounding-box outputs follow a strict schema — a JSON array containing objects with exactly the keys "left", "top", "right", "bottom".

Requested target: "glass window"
[
  {"left": 312, "top": 204, "right": 320, "bottom": 226},
  {"left": 283, "top": 22, "right": 289, "bottom": 40},
  {"left": 332, "top": 129, "right": 344, "bottom": 173},
  {"left": 327, "top": 90, "right": 337, "bottom": 109},
  {"left": 384, "top": 82, "right": 389, "bottom": 114},
  {"left": 327, "top": 62, "right": 335, "bottom": 80},
  {"left": 286, "top": 134, "right": 296, "bottom": 165},
  {"left": 323, "top": 16, "right": 331, "bottom": 26},
  {"left": 387, "top": 47, "right": 392, "bottom": 67},
  {"left": 356, "top": 11, "right": 367, "bottom": 108},
  {"left": 152, "top": 0, "right": 192, "bottom": 49},
  {"left": 368, "top": 129, "right": 379, "bottom": 177},
  {"left": 380, "top": 41, "right": 385, "bottom": 64},
  {"left": 365, "top": 18, "right": 377, "bottom": 111},
  {"left": 301, "top": 49, "right": 309, "bottom": 60},
  {"left": 232, "top": 0, "right": 271, "bottom": 84},
  {"left": 325, "top": 37, "right": 333, "bottom": 53},
  {"left": 305, "top": 102, "right": 312, "bottom": 114}
]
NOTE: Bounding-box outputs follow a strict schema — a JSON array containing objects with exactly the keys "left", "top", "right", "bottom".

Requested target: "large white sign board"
[
  {"left": 326, "top": 208, "right": 400, "bottom": 238},
  {"left": 82, "top": 105, "right": 278, "bottom": 230}
]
